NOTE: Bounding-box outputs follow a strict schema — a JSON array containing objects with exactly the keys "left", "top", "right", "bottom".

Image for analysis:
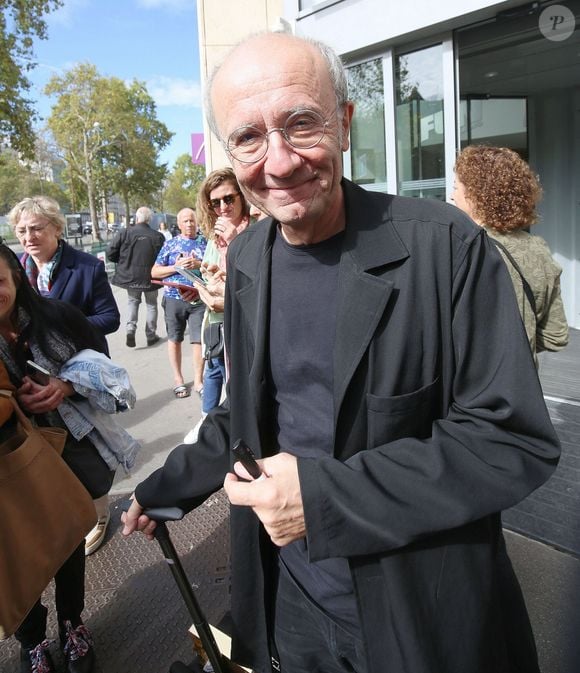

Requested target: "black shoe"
[
  {"left": 61, "top": 621, "right": 95, "bottom": 673},
  {"left": 20, "top": 640, "right": 55, "bottom": 673},
  {"left": 147, "top": 334, "right": 160, "bottom": 346},
  {"left": 126, "top": 333, "right": 136, "bottom": 348}
]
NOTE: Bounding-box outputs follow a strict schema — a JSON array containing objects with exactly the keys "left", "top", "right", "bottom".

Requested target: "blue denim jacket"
[{"left": 58, "top": 350, "right": 140, "bottom": 472}]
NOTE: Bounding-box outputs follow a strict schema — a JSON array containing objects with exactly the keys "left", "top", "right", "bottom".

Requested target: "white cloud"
[
  {"left": 146, "top": 76, "right": 202, "bottom": 107},
  {"left": 47, "top": 0, "right": 89, "bottom": 27}
]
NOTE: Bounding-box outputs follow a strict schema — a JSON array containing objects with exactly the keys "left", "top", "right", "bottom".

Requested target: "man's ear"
[{"left": 340, "top": 101, "right": 355, "bottom": 152}]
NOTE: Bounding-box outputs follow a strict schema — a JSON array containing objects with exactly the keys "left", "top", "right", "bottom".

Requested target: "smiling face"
[
  {"left": 13, "top": 212, "right": 60, "bottom": 264},
  {"left": 0, "top": 257, "right": 18, "bottom": 329},
  {"left": 209, "top": 180, "right": 244, "bottom": 226},
  {"left": 211, "top": 34, "right": 354, "bottom": 244}
]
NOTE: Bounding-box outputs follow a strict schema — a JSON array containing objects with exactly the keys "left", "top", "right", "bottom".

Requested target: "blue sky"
[{"left": 28, "top": 0, "right": 203, "bottom": 168}]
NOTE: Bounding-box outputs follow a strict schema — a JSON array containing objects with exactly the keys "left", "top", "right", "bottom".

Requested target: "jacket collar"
[{"left": 232, "top": 179, "right": 410, "bottom": 420}]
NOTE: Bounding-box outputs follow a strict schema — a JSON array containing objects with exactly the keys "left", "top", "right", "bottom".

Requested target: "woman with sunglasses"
[
  {"left": 184, "top": 169, "right": 251, "bottom": 441},
  {"left": 196, "top": 167, "right": 251, "bottom": 273}
]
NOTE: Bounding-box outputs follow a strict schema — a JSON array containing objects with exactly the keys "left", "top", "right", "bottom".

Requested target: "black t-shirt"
[{"left": 268, "top": 226, "right": 360, "bottom": 635}]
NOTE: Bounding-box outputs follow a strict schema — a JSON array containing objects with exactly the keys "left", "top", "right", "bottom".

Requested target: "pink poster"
[{"left": 191, "top": 133, "right": 205, "bottom": 165}]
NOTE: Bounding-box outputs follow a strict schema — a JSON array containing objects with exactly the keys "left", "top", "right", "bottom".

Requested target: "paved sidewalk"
[
  {"left": 106, "top": 285, "right": 204, "bottom": 495},
  {"left": 0, "top": 285, "right": 219, "bottom": 673}
]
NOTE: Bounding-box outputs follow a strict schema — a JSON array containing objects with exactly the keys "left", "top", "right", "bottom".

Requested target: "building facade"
[{"left": 198, "top": 0, "right": 579, "bottom": 328}]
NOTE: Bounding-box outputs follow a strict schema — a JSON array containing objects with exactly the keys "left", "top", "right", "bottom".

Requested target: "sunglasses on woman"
[{"left": 209, "top": 193, "right": 239, "bottom": 210}]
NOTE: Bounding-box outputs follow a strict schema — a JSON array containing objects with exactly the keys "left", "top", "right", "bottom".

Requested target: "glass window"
[
  {"left": 459, "top": 97, "right": 528, "bottom": 156},
  {"left": 347, "top": 59, "right": 387, "bottom": 187},
  {"left": 395, "top": 45, "right": 445, "bottom": 200}
]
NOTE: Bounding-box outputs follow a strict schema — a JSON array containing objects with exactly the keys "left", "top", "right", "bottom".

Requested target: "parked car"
[{"left": 82, "top": 222, "right": 93, "bottom": 235}]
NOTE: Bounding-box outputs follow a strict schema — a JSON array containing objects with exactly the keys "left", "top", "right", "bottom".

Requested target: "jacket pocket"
[{"left": 367, "top": 377, "right": 439, "bottom": 445}]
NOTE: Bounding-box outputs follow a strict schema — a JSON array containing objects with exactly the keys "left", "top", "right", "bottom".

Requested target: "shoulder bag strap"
[
  {"left": 0, "top": 390, "right": 33, "bottom": 431},
  {"left": 490, "top": 238, "right": 537, "bottom": 314}
]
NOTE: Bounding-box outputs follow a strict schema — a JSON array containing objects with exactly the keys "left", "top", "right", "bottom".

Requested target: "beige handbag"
[{"left": 0, "top": 391, "right": 96, "bottom": 639}]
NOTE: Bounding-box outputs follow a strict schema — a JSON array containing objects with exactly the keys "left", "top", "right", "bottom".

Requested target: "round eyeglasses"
[
  {"left": 225, "top": 109, "right": 330, "bottom": 164},
  {"left": 14, "top": 222, "right": 50, "bottom": 238}
]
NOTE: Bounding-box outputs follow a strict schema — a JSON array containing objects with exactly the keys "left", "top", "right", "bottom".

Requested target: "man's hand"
[
  {"left": 178, "top": 286, "right": 200, "bottom": 303},
  {"left": 223, "top": 452, "right": 306, "bottom": 547},
  {"left": 17, "top": 376, "right": 73, "bottom": 414},
  {"left": 121, "top": 496, "right": 158, "bottom": 541},
  {"left": 175, "top": 252, "right": 201, "bottom": 271}
]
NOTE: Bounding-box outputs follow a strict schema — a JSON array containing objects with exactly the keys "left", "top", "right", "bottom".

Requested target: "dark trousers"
[
  {"left": 15, "top": 541, "right": 85, "bottom": 649},
  {"left": 273, "top": 564, "right": 368, "bottom": 673}
]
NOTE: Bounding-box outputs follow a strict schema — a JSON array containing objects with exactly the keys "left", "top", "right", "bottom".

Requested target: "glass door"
[{"left": 395, "top": 44, "right": 446, "bottom": 200}]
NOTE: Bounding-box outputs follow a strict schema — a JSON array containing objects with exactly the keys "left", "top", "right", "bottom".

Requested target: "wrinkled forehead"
[
  {"left": 179, "top": 209, "right": 196, "bottom": 222},
  {"left": 211, "top": 37, "right": 333, "bottom": 134}
]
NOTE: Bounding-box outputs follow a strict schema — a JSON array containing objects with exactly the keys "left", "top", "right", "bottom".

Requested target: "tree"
[
  {"left": 97, "top": 79, "right": 173, "bottom": 224},
  {"left": 45, "top": 64, "right": 108, "bottom": 237},
  {"left": 0, "top": 0, "right": 62, "bottom": 158},
  {"left": 45, "top": 64, "right": 173, "bottom": 237},
  {"left": 164, "top": 154, "right": 205, "bottom": 213},
  {"left": 0, "top": 148, "right": 69, "bottom": 215}
]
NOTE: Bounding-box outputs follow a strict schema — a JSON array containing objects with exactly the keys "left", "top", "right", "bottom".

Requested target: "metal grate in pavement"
[{"left": 0, "top": 492, "right": 230, "bottom": 673}]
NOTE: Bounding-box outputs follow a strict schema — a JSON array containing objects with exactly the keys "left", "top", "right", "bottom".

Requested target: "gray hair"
[
  {"left": 205, "top": 32, "right": 349, "bottom": 141},
  {"left": 7, "top": 196, "right": 66, "bottom": 237},
  {"left": 135, "top": 206, "right": 153, "bottom": 224}
]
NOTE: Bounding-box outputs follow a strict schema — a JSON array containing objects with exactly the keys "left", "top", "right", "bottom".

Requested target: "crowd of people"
[{"left": 1, "top": 30, "right": 571, "bottom": 673}]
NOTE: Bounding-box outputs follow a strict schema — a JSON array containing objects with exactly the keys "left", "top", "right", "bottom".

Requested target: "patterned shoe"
[
  {"left": 20, "top": 639, "right": 55, "bottom": 673},
  {"left": 61, "top": 621, "right": 95, "bottom": 673}
]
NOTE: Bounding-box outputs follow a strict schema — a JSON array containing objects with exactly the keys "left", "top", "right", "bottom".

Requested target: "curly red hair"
[{"left": 454, "top": 145, "right": 542, "bottom": 233}]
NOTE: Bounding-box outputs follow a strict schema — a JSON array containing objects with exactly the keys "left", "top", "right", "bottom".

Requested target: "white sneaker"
[
  {"left": 183, "top": 415, "right": 206, "bottom": 444},
  {"left": 85, "top": 512, "right": 110, "bottom": 556}
]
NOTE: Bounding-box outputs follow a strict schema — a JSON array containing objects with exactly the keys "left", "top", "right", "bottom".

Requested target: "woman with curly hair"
[{"left": 453, "top": 145, "right": 568, "bottom": 362}]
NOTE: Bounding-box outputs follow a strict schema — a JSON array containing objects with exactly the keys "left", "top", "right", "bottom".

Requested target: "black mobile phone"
[
  {"left": 231, "top": 439, "right": 263, "bottom": 480},
  {"left": 25, "top": 360, "right": 51, "bottom": 386}
]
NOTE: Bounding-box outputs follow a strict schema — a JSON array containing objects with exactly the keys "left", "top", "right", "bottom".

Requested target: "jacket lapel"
[
  {"left": 333, "top": 182, "right": 409, "bottom": 420},
  {"left": 48, "top": 242, "right": 73, "bottom": 300},
  {"left": 232, "top": 182, "right": 410, "bottom": 429},
  {"left": 233, "top": 220, "right": 276, "bottom": 423}
]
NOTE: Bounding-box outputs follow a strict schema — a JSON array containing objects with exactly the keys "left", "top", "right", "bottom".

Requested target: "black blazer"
[{"left": 137, "top": 180, "right": 559, "bottom": 673}]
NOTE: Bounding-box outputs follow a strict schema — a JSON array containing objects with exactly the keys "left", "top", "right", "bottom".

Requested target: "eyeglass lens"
[
  {"left": 15, "top": 224, "right": 48, "bottom": 237},
  {"left": 227, "top": 109, "right": 327, "bottom": 163},
  {"left": 210, "top": 194, "right": 238, "bottom": 209}
]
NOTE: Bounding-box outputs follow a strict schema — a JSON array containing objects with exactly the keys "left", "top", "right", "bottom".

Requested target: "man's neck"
[{"left": 279, "top": 204, "right": 346, "bottom": 246}]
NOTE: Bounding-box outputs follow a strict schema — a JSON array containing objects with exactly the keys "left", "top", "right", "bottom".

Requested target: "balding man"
[
  {"left": 124, "top": 33, "right": 559, "bottom": 673},
  {"left": 151, "top": 208, "right": 206, "bottom": 398}
]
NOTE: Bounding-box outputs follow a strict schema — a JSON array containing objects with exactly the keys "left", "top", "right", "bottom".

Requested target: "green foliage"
[
  {"left": 0, "top": 0, "right": 62, "bottom": 158},
  {"left": 45, "top": 63, "right": 173, "bottom": 234},
  {"left": 0, "top": 148, "right": 69, "bottom": 217},
  {"left": 164, "top": 154, "right": 205, "bottom": 213}
]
